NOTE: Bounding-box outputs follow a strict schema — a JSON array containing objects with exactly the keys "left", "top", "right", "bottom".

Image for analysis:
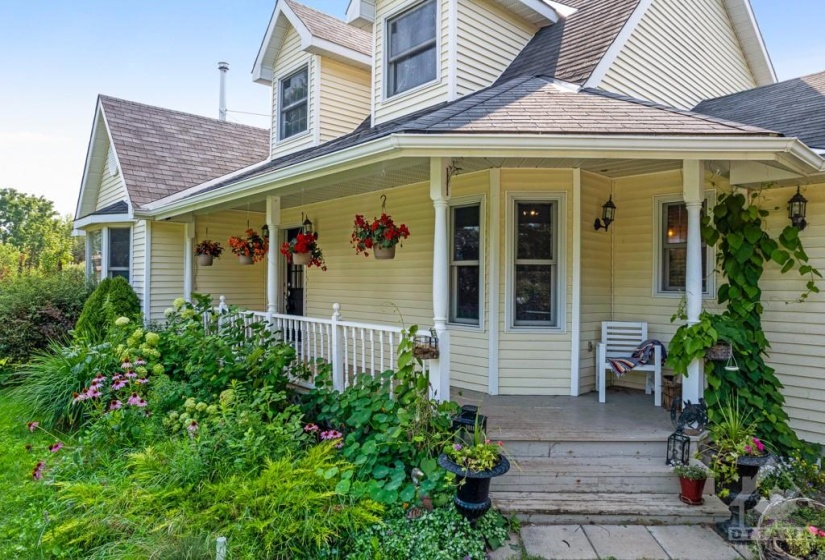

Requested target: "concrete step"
[
  {"left": 493, "top": 491, "right": 731, "bottom": 526},
  {"left": 501, "top": 438, "right": 668, "bottom": 459},
  {"left": 493, "top": 457, "right": 682, "bottom": 494}
]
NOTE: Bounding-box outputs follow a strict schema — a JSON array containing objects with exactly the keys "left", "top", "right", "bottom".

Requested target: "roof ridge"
[
  {"left": 697, "top": 69, "right": 825, "bottom": 106},
  {"left": 98, "top": 95, "right": 269, "bottom": 132},
  {"left": 581, "top": 87, "right": 776, "bottom": 135}
]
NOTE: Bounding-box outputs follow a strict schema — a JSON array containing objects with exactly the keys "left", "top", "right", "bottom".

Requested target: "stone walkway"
[{"left": 491, "top": 524, "right": 754, "bottom": 560}]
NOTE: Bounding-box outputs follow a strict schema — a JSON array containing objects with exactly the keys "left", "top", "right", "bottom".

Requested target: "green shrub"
[
  {"left": 0, "top": 268, "right": 91, "bottom": 369},
  {"left": 75, "top": 277, "right": 141, "bottom": 341},
  {"left": 303, "top": 327, "right": 459, "bottom": 507}
]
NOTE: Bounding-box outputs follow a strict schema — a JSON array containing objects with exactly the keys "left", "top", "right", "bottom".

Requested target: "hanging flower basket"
[
  {"left": 706, "top": 342, "right": 732, "bottom": 362},
  {"left": 280, "top": 232, "right": 326, "bottom": 270},
  {"left": 352, "top": 212, "right": 410, "bottom": 259},
  {"left": 195, "top": 240, "right": 224, "bottom": 267},
  {"left": 228, "top": 229, "right": 268, "bottom": 265}
]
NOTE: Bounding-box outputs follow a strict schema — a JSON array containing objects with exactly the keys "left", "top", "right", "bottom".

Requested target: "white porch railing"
[{"left": 212, "top": 297, "right": 406, "bottom": 391}]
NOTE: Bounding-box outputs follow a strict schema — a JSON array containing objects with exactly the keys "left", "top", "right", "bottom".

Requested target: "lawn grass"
[{"left": 0, "top": 390, "right": 61, "bottom": 558}]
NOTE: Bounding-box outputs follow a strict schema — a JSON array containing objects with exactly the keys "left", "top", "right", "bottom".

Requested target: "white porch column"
[
  {"left": 266, "top": 196, "right": 281, "bottom": 315},
  {"left": 682, "top": 160, "right": 705, "bottom": 404},
  {"left": 183, "top": 221, "right": 195, "bottom": 302},
  {"left": 100, "top": 226, "right": 110, "bottom": 279},
  {"left": 429, "top": 158, "right": 451, "bottom": 401}
]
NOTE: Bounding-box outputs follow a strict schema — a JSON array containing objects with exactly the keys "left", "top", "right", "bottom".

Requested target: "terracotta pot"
[
  {"left": 373, "top": 245, "right": 396, "bottom": 260},
  {"left": 679, "top": 477, "right": 706, "bottom": 505},
  {"left": 197, "top": 254, "right": 214, "bottom": 267},
  {"left": 292, "top": 252, "right": 312, "bottom": 266},
  {"left": 238, "top": 255, "right": 253, "bottom": 266},
  {"left": 438, "top": 453, "right": 510, "bottom": 522}
]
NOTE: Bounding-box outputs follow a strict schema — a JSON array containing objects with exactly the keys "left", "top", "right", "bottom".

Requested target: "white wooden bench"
[{"left": 596, "top": 321, "right": 662, "bottom": 407}]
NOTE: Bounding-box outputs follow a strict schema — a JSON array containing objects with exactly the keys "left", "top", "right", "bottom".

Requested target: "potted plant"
[
  {"left": 194, "top": 239, "right": 224, "bottom": 267},
  {"left": 759, "top": 498, "right": 825, "bottom": 560},
  {"left": 673, "top": 463, "right": 710, "bottom": 505},
  {"left": 228, "top": 229, "right": 268, "bottom": 265},
  {"left": 351, "top": 213, "right": 410, "bottom": 260},
  {"left": 703, "top": 400, "right": 771, "bottom": 531},
  {"left": 438, "top": 428, "right": 510, "bottom": 522},
  {"left": 280, "top": 232, "right": 326, "bottom": 269}
]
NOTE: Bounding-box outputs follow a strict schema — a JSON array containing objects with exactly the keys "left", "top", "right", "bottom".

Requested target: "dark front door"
[{"left": 284, "top": 227, "right": 305, "bottom": 317}]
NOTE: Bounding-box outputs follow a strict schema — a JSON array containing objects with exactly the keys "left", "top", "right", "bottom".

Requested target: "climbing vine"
[{"left": 670, "top": 190, "right": 821, "bottom": 458}]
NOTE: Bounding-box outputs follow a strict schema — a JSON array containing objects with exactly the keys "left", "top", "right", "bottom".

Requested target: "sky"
[{"left": 1, "top": 1, "right": 823, "bottom": 216}]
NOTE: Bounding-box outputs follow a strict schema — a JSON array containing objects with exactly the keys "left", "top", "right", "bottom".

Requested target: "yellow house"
[{"left": 73, "top": 0, "right": 825, "bottom": 448}]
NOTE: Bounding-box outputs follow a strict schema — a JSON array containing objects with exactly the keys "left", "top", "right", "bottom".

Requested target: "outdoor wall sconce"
[
  {"left": 261, "top": 224, "right": 270, "bottom": 239},
  {"left": 666, "top": 427, "right": 690, "bottom": 466},
  {"left": 788, "top": 186, "right": 808, "bottom": 231},
  {"left": 594, "top": 195, "right": 617, "bottom": 231}
]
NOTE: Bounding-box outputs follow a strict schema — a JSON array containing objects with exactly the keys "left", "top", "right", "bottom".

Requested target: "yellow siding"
[
  {"left": 193, "top": 211, "right": 267, "bottom": 311},
  {"left": 318, "top": 58, "right": 372, "bottom": 142},
  {"left": 271, "top": 26, "right": 316, "bottom": 158},
  {"left": 281, "top": 182, "right": 434, "bottom": 327},
  {"left": 455, "top": 0, "right": 535, "bottom": 97},
  {"left": 96, "top": 145, "right": 127, "bottom": 210},
  {"left": 578, "top": 172, "right": 613, "bottom": 394},
  {"left": 497, "top": 169, "right": 574, "bottom": 396},
  {"left": 149, "top": 222, "right": 185, "bottom": 321},
  {"left": 448, "top": 171, "right": 491, "bottom": 393},
  {"left": 132, "top": 220, "right": 146, "bottom": 308},
  {"left": 610, "top": 169, "right": 722, "bottom": 390},
  {"left": 599, "top": 0, "right": 757, "bottom": 109},
  {"left": 753, "top": 184, "right": 825, "bottom": 445},
  {"left": 373, "top": 0, "right": 450, "bottom": 125}
]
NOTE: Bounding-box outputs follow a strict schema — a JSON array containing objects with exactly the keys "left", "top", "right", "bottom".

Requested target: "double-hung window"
[
  {"left": 108, "top": 227, "right": 131, "bottom": 281},
  {"left": 450, "top": 203, "right": 481, "bottom": 325},
  {"left": 512, "top": 200, "right": 559, "bottom": 328},
  {"left": 279, "top": 66, "right": 308, "bottom": 140},
  {"left": 658, "top": 200, "right": 709, "bottom": 294},
  {"left": 386, "top": 0, "right": 437, "bottom": 98}
]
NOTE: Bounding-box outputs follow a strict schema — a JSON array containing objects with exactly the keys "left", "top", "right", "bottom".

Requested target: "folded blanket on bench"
[{"left": 608, "top": 339, "right": 667, "bottom": 377}]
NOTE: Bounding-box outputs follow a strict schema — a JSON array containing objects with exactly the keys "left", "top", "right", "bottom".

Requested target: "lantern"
[
  {"left": 788, "top": 187, "right": 807, "bottom": 231},
  {"left": 594, "top": 195, "right": 617, "bottom": 231},
  {"left": 666, "top": 427, "right": 691, "bottom": 466}
]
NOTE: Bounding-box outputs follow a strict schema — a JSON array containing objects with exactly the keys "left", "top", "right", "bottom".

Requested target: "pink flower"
[
  {"left": 112, "top": 374, "right": 123, "bottom": 381},
  {"left": 136, "top": 378, "right": 149, "bottom": 385},
  {"left": 112, "top": 379, "right": 128, "bottom": 390},
  {"left": 753, "top": 438, "right": 765, "bottom": 452},
  {"left": 744, "top": 445, "right": 752, "bottom": 454},
  {"left": 304, "top": 423, "right": 319, "bottom": 433},
  {"left": 453, "top": 443, "right": 463, "bottom": 451},
  {"left": 109, "top": 400, "right": 123, "bottom": 411},
  {"left": 121, "top": 362, "right": 133, "bottom": 370},
  {"left": 49, "top": 442, "right": 64, "bottom": 453},
  {"left": 87, "top": 387, "right": 102, "bottom": 399},
  {"left": 125, "top": 371, "right": 138, "bottom": 379},
  {"left": 73, "top": 390, "right": 88, "bottom": 403},
  {"left": 808, "top": 526, "right": 825, "bottom": 538},
  {"left": 27, "top": 421, "right": 39, "bottom": 432},
  {"left": 320, "top": 429, "right": 343, "bottom": 441},
  {"left": 187, "top": 420, "right": 199, "bottom": 435},
  {"left": 497, "top": 441, "right": 504, "bottom": 447},
  {"left": 32, "top": 461, "right": 45, "bottom": 481},
  {"left": 134, "top": 358, "right": 146, "bottom": 366},
  {"left": 485, "top": 438, "right": 491, "bottom": 444},
  {"left": 136, "top": 398, "right": 148, "bottom": 408},
  {"left": 126, "top": 393, "right": 141, "bottom": 406}
]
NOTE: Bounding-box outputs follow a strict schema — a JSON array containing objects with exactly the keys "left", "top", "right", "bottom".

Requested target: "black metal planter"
[
  {"left": 717, "top": 454, "right": 771, "bottom": 539},
  {"left": 438, "top": 453, "right": 511, "bottom": 522}
]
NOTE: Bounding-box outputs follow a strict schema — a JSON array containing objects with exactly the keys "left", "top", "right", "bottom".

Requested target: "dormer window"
[
  {"left": 279, "top": 66, "right": 309, "bottom": 140},
  {"left": 386, "top": 0, "right": 437, "bottom": 98}
]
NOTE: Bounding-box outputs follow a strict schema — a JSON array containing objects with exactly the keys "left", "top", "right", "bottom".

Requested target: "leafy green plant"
[
  {"left": 760, "top": 454, "right": 825, "bottom": 500},
  {"left": 697, "top": 191, "right": 821, "bottom": 458},
  {"left": 303, "top": 326, "right": 459, "bottom": 507},
  {"left": 706, "top": 400, "right": 766, "bottom": 497},
  {"left": 444, "top": 429, "right": 505, "bottom": 473},
  {"left": 673, "top": 464, "right": 710, "bottom": 480}
]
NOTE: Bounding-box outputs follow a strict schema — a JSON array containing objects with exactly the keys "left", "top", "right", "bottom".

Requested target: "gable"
[{"left": 593, "top": 0, "right": 760, "bottom": 109}]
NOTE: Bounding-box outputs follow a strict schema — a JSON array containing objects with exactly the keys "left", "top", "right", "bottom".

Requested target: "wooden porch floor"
[{"left": 451, "top": 387, "right": 674, "bottom": 442}]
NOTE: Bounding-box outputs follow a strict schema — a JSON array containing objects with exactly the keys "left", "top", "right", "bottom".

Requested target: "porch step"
[
  {"left": 501, "top": 438, "right": 668, "bottom": 459},
  {"left": 493, "top": 491, "right": 731, "bottom": 525},
  {"left": 493, "top": 457, "right": 681, "bottom": 494}
]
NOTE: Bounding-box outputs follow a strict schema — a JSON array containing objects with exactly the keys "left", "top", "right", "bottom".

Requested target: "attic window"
[
  {"left": 386, "top": 0, "right": 437, "bottom": 98},
  {"left": 279, "top": 66, "right": 309, "bottom": 140},
  {"left": 107, "top": 146, "right": 119, "bottom": 177}
]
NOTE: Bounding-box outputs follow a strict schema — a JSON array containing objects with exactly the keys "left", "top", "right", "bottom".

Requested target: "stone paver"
[
  {"left": 583, "top": 525, "right": 668, "bottom": 560},
  {"left": 648, "top": 525, "right": 744, "bottom": 560},
  {"left": 521, "top": 525, "right": 596, "bottom": 560},
  {"left": 488, "top": 532, "right": 523, "bottom": 560}
]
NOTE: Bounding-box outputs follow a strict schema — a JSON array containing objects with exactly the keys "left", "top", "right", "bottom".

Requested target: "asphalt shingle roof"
[
  {"left": 99, "top": 96, "right": 269, "bottom": 208},
  {"left": 187, "top": 76, "right": 775, "bottom": 199},
  {"left": 286, "top": 0, "right": 372, "bottom": 56},
  {"left": 498, "top": 0, "right": 642, "bottom": 85},
  {"left": 694, "top": 70, "right": 825, "bottom": 150},
  {"left": 90, "top": 201, "right": 129, "bottom": 215}
]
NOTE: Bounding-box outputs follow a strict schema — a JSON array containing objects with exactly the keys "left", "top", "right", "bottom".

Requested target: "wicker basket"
[
  {"left": 662, "top": 375, "right": 682, "bottom": 411},
  {"left": 762, "top": 539, "right": 799, "bottom": 560},
  {"left": 705, "top": 342, "right": 732, "bottom": 361},
  {"left": 413, "top": 333, "right": 439, "bottom": 360}
]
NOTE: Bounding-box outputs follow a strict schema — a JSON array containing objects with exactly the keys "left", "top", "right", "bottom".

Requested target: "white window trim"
[
  {"left": 504, "top": 192, "right": 567, "bottom": 333},
  {"left": 448, "top": 195, "right": 485, "bottom": 331},
  {"left": 277, "top": 63, "right": 311, "bottom": 142},
  {"left": 652, "top": 190, "right": 716, "bottom": 299},
  {"left": 382, "top": 0, "right": 441, "bottom": 102}
]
